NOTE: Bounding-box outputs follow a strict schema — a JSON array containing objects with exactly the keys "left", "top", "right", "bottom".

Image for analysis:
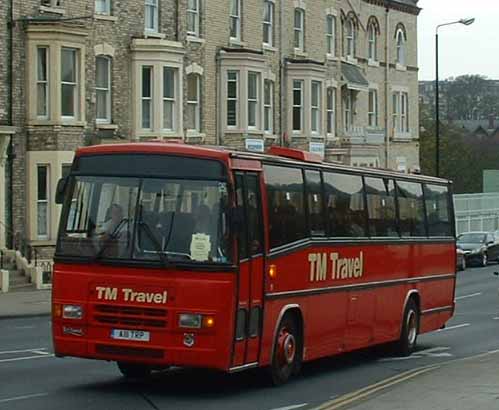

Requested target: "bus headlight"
[
  {"left": 179, "top": 313, "right": 202, "bottom": 329},
  {"left": 63, "top": 305, "right": 83, "bottom": 320}
]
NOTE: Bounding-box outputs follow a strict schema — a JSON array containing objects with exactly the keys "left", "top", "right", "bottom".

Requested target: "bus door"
[{"left": 232, "top": 172, "right": 265, "bottom": 367}]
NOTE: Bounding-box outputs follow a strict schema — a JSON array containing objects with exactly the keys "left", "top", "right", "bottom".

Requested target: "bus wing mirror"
[{"left": 55, "top": 177, "right": 68, "bottom": 205}]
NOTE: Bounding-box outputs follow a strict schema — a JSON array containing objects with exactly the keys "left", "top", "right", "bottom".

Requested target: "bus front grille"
[{"left": 93, "top": 304, "right": 168, "bottom": 328}]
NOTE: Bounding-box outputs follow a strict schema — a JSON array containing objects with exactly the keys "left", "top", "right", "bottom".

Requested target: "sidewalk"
[
  {"left": 0, "top": 289, "right": 51, "bottom": 319},
  {"left": 336, "top": 351, "right": 499, "bottom": 410}
]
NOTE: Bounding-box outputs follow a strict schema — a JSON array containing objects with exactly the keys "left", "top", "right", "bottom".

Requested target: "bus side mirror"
[{"left": 55, "top": 177, "right": 68, "bottom": 205}]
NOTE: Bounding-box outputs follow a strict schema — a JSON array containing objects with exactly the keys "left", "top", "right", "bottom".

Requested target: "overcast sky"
[{"left": 417, "top": 0, "right": 499, "bottom": 81}]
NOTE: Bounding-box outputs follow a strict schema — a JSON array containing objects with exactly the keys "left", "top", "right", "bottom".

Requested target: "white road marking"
[
  {"left": 493, "top": 317, "right": 499, "bottom": 320},
  {"left": 455, "top": 292, "right": 482, "bottom": 301},
  {"left": 379, "top": 346, "right": 452, "bottom": 362},
  {"left": 0, "top": 348, "right": 48, "bottom": 355},
  {"left": 437, "top": 323, "right": 470, "bottom": 332},
  {"left": 0, "top": 393, "right": 49, "bottom": 404},
  {"left": 269, "top": 404, "right": 308, "bottom": 410},
  {"left": 0, "top": 354, "right": 55, "bottom": 363}
]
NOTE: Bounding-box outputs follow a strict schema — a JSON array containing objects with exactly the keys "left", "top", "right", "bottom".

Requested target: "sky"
[{"left": 417, "top": 0, "right": 499, "bottom": 81}]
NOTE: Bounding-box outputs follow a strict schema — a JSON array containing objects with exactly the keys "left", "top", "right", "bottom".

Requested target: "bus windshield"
[{"left": 57, "top": 176, "right": 232, "bottom": 264}]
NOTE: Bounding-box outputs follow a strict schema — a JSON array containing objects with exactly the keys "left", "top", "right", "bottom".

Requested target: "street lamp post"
[{"left": 435, "top": 18, "right": 475, "bottom": 178}]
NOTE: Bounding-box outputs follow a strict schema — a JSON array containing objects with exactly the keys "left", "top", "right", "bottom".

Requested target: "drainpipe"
[
  {"left": 279, "top": 0, "right": 285, "bottom": 146},
  {"left": 384, "top": 4, "right": 390, "bottom": 169},
  {"left": 6, "top": 0, "right": 14, "bottom": 248}
]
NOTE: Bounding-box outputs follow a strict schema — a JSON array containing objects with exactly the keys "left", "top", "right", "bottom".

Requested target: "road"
[{"left": 1, "top": 264, "right": 499, "bottom": 410}]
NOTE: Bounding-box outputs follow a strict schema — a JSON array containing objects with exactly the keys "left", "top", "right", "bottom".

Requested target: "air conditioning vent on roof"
[{"left": 267, "top": 146, "right": 323, "bottom": 163}]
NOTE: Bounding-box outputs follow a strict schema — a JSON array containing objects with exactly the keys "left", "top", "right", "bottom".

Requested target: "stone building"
[{"left": 0, "top": 0, "right": 421, "bottom": 260}]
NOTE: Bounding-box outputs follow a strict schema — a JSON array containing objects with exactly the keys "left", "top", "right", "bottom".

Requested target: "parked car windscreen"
[{"left": 457, "top": 233, "right": 486, "bottom": 243}]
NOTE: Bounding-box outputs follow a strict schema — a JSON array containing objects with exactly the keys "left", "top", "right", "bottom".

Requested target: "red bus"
[{"left": 52, "top": 143, "right": 456, "bottom": 385}]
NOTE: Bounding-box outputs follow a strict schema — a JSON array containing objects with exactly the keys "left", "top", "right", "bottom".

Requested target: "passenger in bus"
[{"left": 98, "top": 204, "right": 129, "bottom": 257}]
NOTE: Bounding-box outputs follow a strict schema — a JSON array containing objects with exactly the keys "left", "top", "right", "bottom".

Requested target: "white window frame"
[
  {"left": 37, "top": 164, "right": 50, "bottom": 240},
  {"left": 368, "top": 89, "right": 378, "bottom": 127},
  {"left": 230, "top": 0, "right": 241, "bottom": 41},
  {"left": 326, "top": 15, "right": 336, "bottom": 57},
  {"left": 186, "top": 73, "right": 201, "bottom": 132},
  {"left": 227, "top": 71, "right": 239, "bottom": 128},
  {"left": 145, "top": 0, "right": 159, "bottom": 33},
  {"left": 95, "top": 0, "right": 111, "bottom": 15},
  {"left": 263, "top": 0, "right": 274, "bottom": 47},
  {"left": 294, "top": 8, "right": 305, "bottom": 51},
  {"left": 396, "top": 29, "right": 406, "bottom": 66},
  {"left": 368, "top": 23, "right": 377, "bottom": 61},
  {"left": 346, "top": 19, "right": 355, "bottom": 58},
  {"left": 401, "top": 92, "right": 409, "bottom": 132},
  {"left": 162, "top": 67, "right": 176, "bottom": 131},
  {"left": 247, "top": 71, "right": 260, "bottom": 129},
  {"left": 264, "top": 79, "right": 274, "bottom": 134},
  {"left": 292, "top": 79, "right": 304, "bottom": 132},
  {"left": 344, "top": 90, "right": 354, "bottom": 131},
  {"left": 36, "top": 47, "right": 49, "bottom": 119},
  {"left": 187, "top": 0, "right": 200, "bottom": 37},
  {"left": 141, "top": 66, "right": 153, "bottom": 130},
  {"left": 326, "top": 87, "right": 336, "bottom": 136},
  {"left": 311, "top": 81, "right": 321, "bottom": 134},
  {"left": 95, "top": 56, "right": 111, "bottom": 124},
  {"left": 60, "top": 47, "right": 79, "bottom": 121}
]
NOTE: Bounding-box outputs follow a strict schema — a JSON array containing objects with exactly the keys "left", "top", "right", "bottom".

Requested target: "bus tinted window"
[
  {"left": 397, "top": 181, "right": 426, "bottom": 237},
  {"left": 365, "top": 177, "right": 398, "bottom": 237},
  {"left": 265, "top": 165, "right": 306, "bottom": 248},
  {"left": 305, "top": 170, "right": 325, "bottom": 236},
  {"left": 424, "top": 184, "right": 452, "bottom": 236},
  {"left": 323, "top": 172, "right": 366, "bottom": 237}
]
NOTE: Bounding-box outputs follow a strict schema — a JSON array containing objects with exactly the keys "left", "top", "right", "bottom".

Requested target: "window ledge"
[
  {"left": 27, "top": 120, "right": 86, "bottom": 127},
  {"left": 144, "top": 31, "right": 166, "bottom": 39},
  {"left": 96, "top": 123, "right": 118, "bottom": 130},
  {"left": 395, "top": 63, "right": 407, "bottom": 71},
  {"left": 185, "top": 131, "right": 206, "bottom": 140},
  {"left": 29, "top": 239, "right": 57, "bottom": 246},
  {"left": 229, "top": 38, "right": 246, "bottom": 47},
  {"left": 368, "top": 59, "right": 380, "bottom": 67},
  {"left": 326, "top": 54, "right": 338, "bottom": 62},
  {"left": 247, "top": 129, "right": 264, "bottom": 136},
  {"left": 346, "top": 56, "right": 358, "bottom": 65},
  {"left": 186, "top": 35, "right": 205, "bottom": 44},
  {"left": 262, "top": 44, "right": 276, "bottom": 52},
  {"left": 94, "top": 14, "right": 118, "bottom": 22},
  {"left": 293, "top": 49, "right": 308, "bottom": 58},
  {"left": 39, "top": 5, "right": 65, "bottom": 15},
  {"left": 264, "top": 133, "right": 278, "bottom": 141}
]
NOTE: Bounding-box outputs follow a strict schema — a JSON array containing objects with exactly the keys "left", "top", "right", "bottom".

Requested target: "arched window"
[
  {"left": 396, "top": 28, "right": 406, "bottom": 65},
  {"left": 345, "top": 18, "right": 355, "bottom": 58},
  {"left": 368, "top": 22, "right": 377, "bottom": 60}
]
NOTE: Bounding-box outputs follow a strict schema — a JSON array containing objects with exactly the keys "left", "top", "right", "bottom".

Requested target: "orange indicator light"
[
  {"left": 53, "top": 303, "right": 62, "bottom": 318},
  {"left": 269, "top": 264, "right": 277, "bottom": 279},
  {"left": 203, "top": 316, "right": 215, "bottom": 328}
]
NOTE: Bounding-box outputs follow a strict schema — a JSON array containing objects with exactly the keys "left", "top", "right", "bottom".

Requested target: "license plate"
[{"left": 111, "top": 329, "right": 150, "bottom": 342}]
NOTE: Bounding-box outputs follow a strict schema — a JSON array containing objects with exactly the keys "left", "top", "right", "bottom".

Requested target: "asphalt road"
[{"left": 1, "top": 264, "right": 499, "bottom": 410}]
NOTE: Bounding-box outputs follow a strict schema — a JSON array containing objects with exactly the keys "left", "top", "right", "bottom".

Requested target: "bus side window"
[
  {"left": 364, "top": 177, "right": 398, "bottom": 237},
  {"left": 424, "top": 184, "right": 452, "bottom": 237},
  {"left": 323, "top": 172, "right": 367, "bottom": 238},
  {"left": 305, "top": 170, "right": 326, "bottom": 237},
  {"left": 397, "top": 181, "right": 427, "bottom": 237},
  {"left": 264, "top": 165, "right": 306, "bottom": 249}
]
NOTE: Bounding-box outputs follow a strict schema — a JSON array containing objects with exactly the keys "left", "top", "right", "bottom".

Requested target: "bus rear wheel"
[
  {"left": 117, "top": 362, "right": 152, "bottom": 379},
  {"left": 269, "top": 314, "right": 302, "bottom": 386},
  {"left": 396, "top": 299, "right": 419, "bottom": 356}
]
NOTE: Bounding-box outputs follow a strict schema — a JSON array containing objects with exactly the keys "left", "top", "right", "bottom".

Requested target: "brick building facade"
[{"left": 0, "top": 0, "right": 421, "bottom": 256}]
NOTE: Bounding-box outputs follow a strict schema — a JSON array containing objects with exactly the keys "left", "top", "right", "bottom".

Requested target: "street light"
[{"left": 435, "top": 18, "right": 475, "bottom": 177}]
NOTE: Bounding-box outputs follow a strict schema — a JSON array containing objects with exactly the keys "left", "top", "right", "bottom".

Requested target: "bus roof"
[{"left": 75, "top": 142, "right": 451, "bottom": 185}]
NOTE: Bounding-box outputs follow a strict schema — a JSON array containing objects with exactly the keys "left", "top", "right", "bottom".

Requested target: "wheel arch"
[
  {"left": 270, "top": 304, "right": 304, "bottom": 364},
  {"left": 400, "top": 290, "right": 421, "bottom": 335}
]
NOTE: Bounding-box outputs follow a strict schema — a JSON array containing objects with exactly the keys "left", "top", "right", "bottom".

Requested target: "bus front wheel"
[
  {"left": 117, "top": 361, "right": 152, "bottom": 379},
  {"left": 269, "top": 314, "right": 302, "bottom": 386},
  {"left": 396, "top": 299, "right": 419, "bottom": 356}
]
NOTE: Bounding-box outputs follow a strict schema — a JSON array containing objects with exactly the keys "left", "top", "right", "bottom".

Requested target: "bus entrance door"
[{"left": 232, "top": 172, "right": 265, "bottom": 368}]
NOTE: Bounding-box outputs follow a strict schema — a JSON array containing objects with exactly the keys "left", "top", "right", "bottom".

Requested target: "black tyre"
[
  {"left": 269, "top": 314, "right": 302, "bottom": 386},
  {"left": 396, "top": 299, "right": 419, "bottom": 357},
  {"left": 117, "top": 362, "right": 152, "bottom": 379}
]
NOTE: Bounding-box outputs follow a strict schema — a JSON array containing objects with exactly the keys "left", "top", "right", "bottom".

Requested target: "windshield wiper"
[
  {"left": 93, "top": 218, "right": 129, "bottom": 262},
  {"left": 137, "top": 220, "right": 171, "bottom": 267}
]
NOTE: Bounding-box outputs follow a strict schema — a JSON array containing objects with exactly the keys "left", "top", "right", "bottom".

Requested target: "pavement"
[{"left": 0, "top": 289, "right": 51, "bottom": 319}]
